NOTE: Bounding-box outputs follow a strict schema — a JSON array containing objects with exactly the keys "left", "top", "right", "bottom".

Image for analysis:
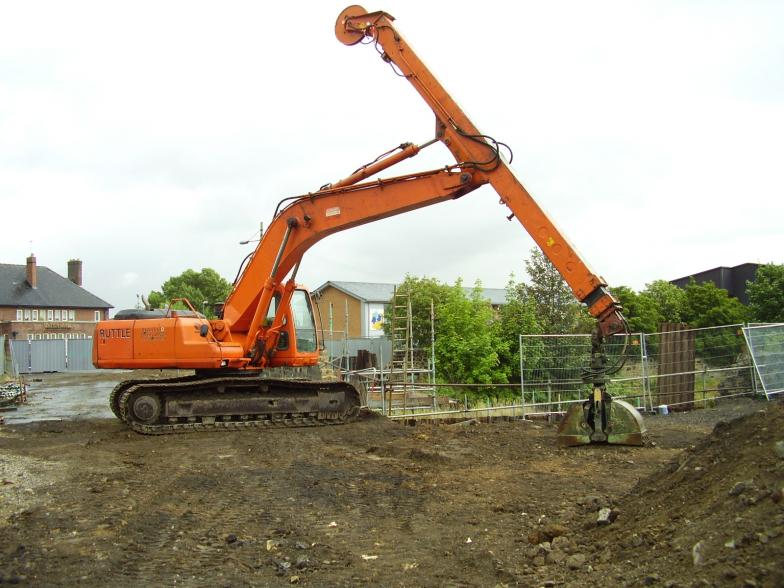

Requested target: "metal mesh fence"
[
  {"left": 520, "top": 332, "right": 648, "bottom": 413},
  {"left": 520, "top": 324, "right": 759, "bottom": 415}
]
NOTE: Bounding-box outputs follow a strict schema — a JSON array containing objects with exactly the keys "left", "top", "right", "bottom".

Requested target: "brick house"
[{"left": 0, "top": 255, "right": 112, "bottom": 341}]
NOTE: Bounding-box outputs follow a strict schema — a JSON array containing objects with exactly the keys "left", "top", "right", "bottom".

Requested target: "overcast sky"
[{"left": 2, "top": 1, "right": 782, "bottom": 313}]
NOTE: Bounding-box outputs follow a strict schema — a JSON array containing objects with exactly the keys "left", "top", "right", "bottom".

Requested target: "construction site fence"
[
  {"left": 3, "top": 338, "right": 96, "bottom": 375},
  {"left": 517, "top": 323, "right": 782, "bottom": 414},
  {"left": 346, "top": 323, "right": 783, "bottom": 419}
]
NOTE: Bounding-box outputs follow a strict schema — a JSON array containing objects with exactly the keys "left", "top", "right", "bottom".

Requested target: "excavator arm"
[{"left": 334, "top": 6, "right": 626, "bottom": 337}]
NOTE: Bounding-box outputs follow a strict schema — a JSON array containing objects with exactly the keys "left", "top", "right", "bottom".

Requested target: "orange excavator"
[{"left": 93, "top": 5, "right": 645, "bottom": 444}]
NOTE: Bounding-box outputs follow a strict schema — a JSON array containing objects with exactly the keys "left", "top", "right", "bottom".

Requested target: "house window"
[
  {"left": 17, "top": 309, "right": 22, "bottom": 321},
  {"left": 35, "top": 334, "right": 42, "bottom": 340},
  {"left": 94, "top": 311, "right": 101, "bottom": 321},
  {"left": 32, "top": 309, "right": 39, "bottom": 321},
  {"left": 27, "top": 334, "right": 33, "bottom": 340},
  {"left": 23, "top": 309, "right": 30, "bottom": 321},
  {"left": 69, "top": 310, "right": 75, "bottom": 321},
  {"left": 54, "top": 310, "right": 61, "bottom": 321},
  {"left": 47, "top": 309, "right": 53, "bottom": 320}
]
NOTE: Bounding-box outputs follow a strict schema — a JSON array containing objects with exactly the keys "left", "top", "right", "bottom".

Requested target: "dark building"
[
  {"left": 670, "top": 263, "right": 759, "bottom": 304},
  {"left": 0, "top": 255, "right": 112, "bottom": 340}
]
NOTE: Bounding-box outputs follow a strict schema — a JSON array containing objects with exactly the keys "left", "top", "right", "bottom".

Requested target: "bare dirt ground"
[{"left": 1, "top": 372, "right": 782, "bottom": 587}]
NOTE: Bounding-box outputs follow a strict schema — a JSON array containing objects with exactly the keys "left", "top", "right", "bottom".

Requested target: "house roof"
[
  {"left": 0, "top": 264, "right": 112, "bottom": 309},
  {"left": 313, "top": 281, "right": 507, "bottom": 306}
]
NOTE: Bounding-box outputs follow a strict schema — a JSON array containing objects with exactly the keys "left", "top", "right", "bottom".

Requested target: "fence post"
[
  {"left": 431, "top": 299, "right": 437, "bottom": 411},
  {"left": 640, "top": 332, "right": 651, "bottom": 412},
  {"left": 701, "top": 365, "right": 707, "bottom": 403},
  {"left": 547, "top": 379, "right": 552, "bottom": 416},
  {"left": 519, "top": 334, "right": 525, "bottom": 419},
  {"left": 379, "top": 345, "right": 386, "bottom": 414},
  {"left": 744, "top": 324, "right": 760, "bottom": 398}
]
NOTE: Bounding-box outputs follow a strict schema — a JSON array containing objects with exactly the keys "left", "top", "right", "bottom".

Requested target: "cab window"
[{"left": 291, "top": 290, "right": 317, "bottom": 352}]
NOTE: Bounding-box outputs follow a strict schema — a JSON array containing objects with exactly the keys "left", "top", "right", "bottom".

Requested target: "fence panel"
[
  {"left": 10, "top": 340, "right": 30, "bottom": 374},
  {"left": 31, "top": 340, "right": 67, "bottom": 372},
  {"left": 644, "top": 324, "right": 752, "bottom": 410},
  {"left": 656, "top": 324, "right": 696, "bottom": 411},
  {"left": 743, "top": 324, "right": 784, "bottom": 399},
  {"left": 68, "top": 339, "right": 95, "bottom": 371},
  {"left": 519, "top": 332, "right": 647, "bottom": 412},
  {"left": 520, "top": 325, "right": 757, "bottom": 414}
]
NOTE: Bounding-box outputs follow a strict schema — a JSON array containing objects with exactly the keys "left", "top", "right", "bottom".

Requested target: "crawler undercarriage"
[{"left": 109, "top": 374, "right": 361, "bottom": 434}]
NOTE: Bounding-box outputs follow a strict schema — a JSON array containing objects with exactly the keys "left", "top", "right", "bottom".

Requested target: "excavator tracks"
[{"left": 112, "top": 375, "right": 361, "bottom": 435}]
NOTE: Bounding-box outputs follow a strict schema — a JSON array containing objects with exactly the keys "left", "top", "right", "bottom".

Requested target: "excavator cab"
[{"left": 264, "top": 288, "right": 321, "bottom": 367}]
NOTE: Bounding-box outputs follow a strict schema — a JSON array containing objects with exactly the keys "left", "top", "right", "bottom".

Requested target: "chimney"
[
  {"left": 26, "top": 254, "right": 37, "bottom": 289},
  {"left": 68, "top": 259, "right": 83, "bottom": 286}
]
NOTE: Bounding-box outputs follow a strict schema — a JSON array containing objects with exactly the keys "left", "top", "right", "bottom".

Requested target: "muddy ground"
[{"left": 1, "top": 372, "right": 782, "bottom": 587}]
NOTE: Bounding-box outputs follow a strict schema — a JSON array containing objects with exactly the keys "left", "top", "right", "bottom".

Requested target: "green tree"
[
  {"left": 524, "top": 248, "right": 592, "bottom": 334},
  {"left": 434, "top": 281, "right": 504, "bottom": 389},
  {"left": 747, "top": 263, "right": 784, "bottom": 323},
  {"left": 148, "top": 268, "right": 233, "bottom": 318},
  {"left": 682, "top": 280, "right": 748, "bottom": 328},
  {"left": 613, "top": 285, "right": 660, "bottom": 334},
  {"left": 682, "top": 279, "right": 749, "bottom": 368},
  {"left": 390, "top": 276, "right": 507, "bottom": 400},
  {"left": 495, "top": 276, "right": 542, "bottom": 381},
  {"left": 388, "top": 275, "right": 453, "bottom": 350},
  {"left": 642, "top": 280, "right": 686, "bottom": 324}
]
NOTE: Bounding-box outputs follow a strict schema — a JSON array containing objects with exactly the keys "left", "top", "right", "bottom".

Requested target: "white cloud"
[{"left": 1, "top": 0, "right": 782, "bottom": 312}]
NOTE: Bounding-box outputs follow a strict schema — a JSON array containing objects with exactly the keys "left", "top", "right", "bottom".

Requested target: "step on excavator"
[{"left": 93, "top": 5, "right": 646, "bottom": 445}]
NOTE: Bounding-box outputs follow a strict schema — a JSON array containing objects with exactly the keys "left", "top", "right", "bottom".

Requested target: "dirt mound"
[{"left": 583, "top": 401, "right": 784, "bottom": 587}]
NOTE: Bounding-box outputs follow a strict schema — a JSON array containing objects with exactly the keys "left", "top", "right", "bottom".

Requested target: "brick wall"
[
  {"left": 313, "top": 286, "right": 362, "bottom": 339},
  {"left": 0, "top": 305, "right": 106, "bottom": 340}
]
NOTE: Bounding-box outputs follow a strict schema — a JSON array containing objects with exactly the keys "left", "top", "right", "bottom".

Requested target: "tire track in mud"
[
  {"left": 103, "top": 424, "right": 432, "bottom": 586},
  {"left": 108, "top": 444, "right": 275, "bottom": 586}
]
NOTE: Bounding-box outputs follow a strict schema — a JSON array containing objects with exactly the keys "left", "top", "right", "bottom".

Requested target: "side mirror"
[{"left": 200, "top": 324, "right": 209, "bottom": 338}]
